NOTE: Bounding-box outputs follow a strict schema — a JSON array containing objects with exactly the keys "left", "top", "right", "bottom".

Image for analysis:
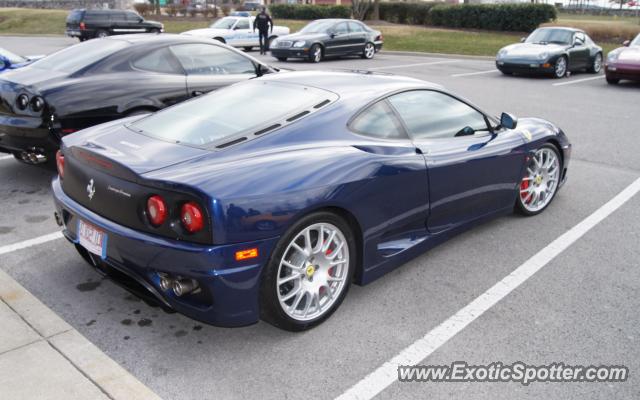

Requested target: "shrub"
[
  {"left": 133, "top": 3, "right": 152, "bottom": 17},
  {"left": 372, "top": 2, "right": 439, "bottom": 25},
  {"left": 429, "top": 4, "right": 557, "bottom": 32},
  {"left": 269, "top": 4, "right": 351, "bottom": 20}
]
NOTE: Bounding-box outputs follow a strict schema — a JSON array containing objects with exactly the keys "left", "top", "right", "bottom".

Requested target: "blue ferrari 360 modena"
[{"left": 52, "top": 71, "right": 571, "bottom": 331}]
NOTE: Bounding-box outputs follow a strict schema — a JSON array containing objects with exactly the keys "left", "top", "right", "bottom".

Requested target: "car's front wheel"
[
  {"left": 516, "top": 144, "right": 562, "bottom": 216},
  {"left": 95, "top": 29, "right": 109, "bottom": 39},
  {"left": 606, "top": 77, "right": 620, "bottom": 85},
  {"left": 260, "top": 212, "right": 356, "bottom": 331},
  {"left": 277, "top": 57, "right": 287, "bottom": 62},
  {"left": 308, "top": 44, "right": 322, "bottom": 63},
  {"left": 553, "top": 56, "right": 568, "bottom": 79},
  {"left": 361, "top": 42, "right": 375, "bottom": 59}
]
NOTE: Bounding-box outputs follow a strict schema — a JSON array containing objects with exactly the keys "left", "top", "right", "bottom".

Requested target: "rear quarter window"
[{"left": 66, "top": 10, "right": 84, "bottom": 23}]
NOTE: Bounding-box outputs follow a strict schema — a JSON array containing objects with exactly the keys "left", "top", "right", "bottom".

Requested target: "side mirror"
[
  {"left": 0, "top": 57, "right": 9, "bottom": 72},
  {"left": 330, "top": 32, "right": 337, "bottom": 38},
  {"left": 500, "top": 112, "right": 518, "bottom": 130},
  {"left": 455, "top": 126, "right": 475, "bottom": 137},
  {"left": 520, "top": 37, "right": 526, "bottom": 43},
  {"left": 623, "top": 40, "right": 631, "bottom": 47},
  {"left": 138, "top": 17, "right": 143, "bottom": 23}
]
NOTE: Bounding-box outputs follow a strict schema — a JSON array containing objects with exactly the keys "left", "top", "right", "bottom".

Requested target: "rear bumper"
[
  {"left": 52, "top": 177, "right": 279, "bottom": 327},
  {"left": 0, "top": 114, "right": 59, "bottom": 155}
]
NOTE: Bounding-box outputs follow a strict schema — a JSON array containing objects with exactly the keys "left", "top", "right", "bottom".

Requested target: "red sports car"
[{"left": 605, "top": 33, "right": 640, "bottom": 84}]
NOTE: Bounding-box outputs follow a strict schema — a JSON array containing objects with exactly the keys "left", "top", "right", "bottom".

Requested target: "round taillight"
[
  {"left": 55, "top": 150, "right": 64, "bottom": 179},
  {"left": 147, "top": 195, "right": 167, "bottom": 227},
  {"left": 31, "top": 96, "right": 45, "bottom": 112},
  {"left": 180, "top": 202, "right": 204, "bottom": 233},
  {"left": 16, "top": 94, "right": 29, "bottom": 110}
]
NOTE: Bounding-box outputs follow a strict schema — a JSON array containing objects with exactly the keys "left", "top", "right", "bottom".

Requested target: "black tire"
[
  {"left": 260, "top": 211, "right": 357, "bottom": 331},
  {"left": 588, "top": 52, "right": 602, "bottom": 73},
  {"left": 277, "top": 57, "right": 287, "bottom": 62},
  {"left": 553, "top": 56, "right": 568, "bottom": 79},
  {"left": 213, "top": 37, "right": 225, "bottom": 44},
  {"left": 243, "top": 46, "right": 253, "bottom": 51},
  {"left": 308, "top": 44, "right": 322, "bottom": 63},
  {"left": 606, "top": 77, "right": 620, "bottom": 85},
  {"left": 515, "top": 143, "right": 562, "bottom": 217},
  {"left": 79, "top": 37, "right": 87, "bottom": 42},
  {"left": 499, "top": 68, "right": 513, "bottom": 75},
  {"left": 95, "top": 29, "right": 109, "bottom": 39},
  {"left": 361, "top": 42, "right": 375, "bottom": 59},
  {"left": 149, "top": 28, "right": 160, "bottom": 34}
]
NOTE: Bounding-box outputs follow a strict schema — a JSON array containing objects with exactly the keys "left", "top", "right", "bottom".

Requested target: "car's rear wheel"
[
  {"left": 588, "top": 53, "right": 602, "bottom": 73},
  {"left": 95, "top": 29, "right": 109, "bottom": 39},
  {"left": 606, "top": 77, "right": 620, "bottom": 85},
  {"left": 149, "top": 28, "right": 160, "bottom": 34},
  {"left": 516, "top": 144, "right": 561, "bottom": 216},
  {"left": 260, "top": 212, "right": 356, "bottom": 331},
  {"left": 553, "top": 56, "right": 567, "bottom": 79},
  {"left": 361, "top": 42, "right": 375, "bottom": 59},
  {"left": 308, "top": 44, "right": 322, "bottom": 63}
]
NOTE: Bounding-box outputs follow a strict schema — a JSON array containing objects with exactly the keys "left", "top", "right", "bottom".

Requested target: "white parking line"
[
  {"left": 336, "top": 176, "right": 640, "bottom": 400},
  {"left": 0, "top": 232, "right": 63, "bottom": 256},
  {"left": 552, "top": 75, "right": 605, "bottom": 86},
  {"left": 369, "top": 60, "right": 462, "bottom": 71},
  {"left": 451, "top": 69, "right": 498, "bottom": 77},
  {"left": 0, "top": 155, "right": 14, "bottom": 161}
]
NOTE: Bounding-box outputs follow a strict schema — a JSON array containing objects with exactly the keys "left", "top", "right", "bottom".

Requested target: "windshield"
[
  {"left": 631, "top": 34, "right": 640, "bottom": 47},
  {"left": 0, "top": 48, "right": 26, "bottom": 64},
  {"left": 29, "top": 39, "right": 129, "bottom": 73},
  {"left": 300, "top": 20, "right": 336, "bottom": 34},
  {"left": 210, "top": 17, "right": 237, "bottom": 29},
  {"left": 525, "top": 28, "right": 573, "bottom": 45},
  {"left": 130, "top": 81, "right": 335, "bottom": 147}
]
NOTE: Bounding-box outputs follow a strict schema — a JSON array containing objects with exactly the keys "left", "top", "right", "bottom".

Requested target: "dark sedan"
[
  {"left": 270, "top": 19, "right": 383, "bottom": 63},
  {"left": 605, "top": 33, "right": 640, "bottom": 84},
  {"left": 496, "top": 27, "right": 603, "bottom": 78},
  {"left": 0, "top": 34, "right": 275, "bottom": 165},
  {"left": 52, "top": 71, "right": 570, "bottom": 331}
]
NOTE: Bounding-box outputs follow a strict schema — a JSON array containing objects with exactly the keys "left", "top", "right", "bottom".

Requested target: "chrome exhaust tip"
[
  {"left": 172, "top": 278, "right": 199, "bottom": 297},
  {"left": 159, "top": 275, "right": 173, "bottom": 292}
]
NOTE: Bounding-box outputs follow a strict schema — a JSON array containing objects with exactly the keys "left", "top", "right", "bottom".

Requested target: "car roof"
[
  {"left": 537, "top": 26, "right": 584, "bottom": 33},
  {"left": 260, "top": 70, "right": 441, "bottom": 102},
  {"left": 102, "top": 33, "right": 219, "bottom": 45}
]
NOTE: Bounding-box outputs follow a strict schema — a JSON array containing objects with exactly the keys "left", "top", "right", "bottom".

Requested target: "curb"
[
  {"left": 381, "top": 50, "right": 495, "bottom": 61},
  {"left": 0, "top": 267, "right": 163, "bottom": 400}
]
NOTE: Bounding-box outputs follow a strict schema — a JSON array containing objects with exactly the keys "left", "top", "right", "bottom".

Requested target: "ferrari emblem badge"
[{"left": 306, "top": 265, "right": 315, "bottom": 279}]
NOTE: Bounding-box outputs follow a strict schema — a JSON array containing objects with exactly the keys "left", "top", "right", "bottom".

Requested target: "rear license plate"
[{"left": 78, "top": 220, "right": 107, "bottom": 259}]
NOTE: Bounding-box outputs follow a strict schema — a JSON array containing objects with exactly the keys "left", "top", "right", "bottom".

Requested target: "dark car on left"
[
  {"left": 66, "top": 9, "right": 164, "bottom": 41},
  {"left": 270, "top": 19, "right": 383, "bottom": 63},
  {"left": 0, "top": 34, "right": 276, "bottom": 165}
]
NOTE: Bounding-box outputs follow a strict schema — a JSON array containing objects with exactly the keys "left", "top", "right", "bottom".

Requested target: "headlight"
[
  {"left": 16, "top": 94, "right": 29, "bottom": 110},
  {"left": 538, "top": 52, "right": 549, "bottom": 60},
  {"left": 497, "top": 49, "right": 508, "bottom": 59},
  {"left": 293, "top": 40, "right": 306, "bottom": 48},
  {"left": 608, "top": 52, "right": 619, "bottom": 62}
]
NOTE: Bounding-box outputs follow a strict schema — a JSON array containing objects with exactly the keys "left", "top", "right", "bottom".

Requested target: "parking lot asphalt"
[{"left": 1, "top": 36, "right": 639, "bottom": 400}]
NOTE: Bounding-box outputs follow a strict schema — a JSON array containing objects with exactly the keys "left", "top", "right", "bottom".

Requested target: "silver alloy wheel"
[
  {"left": 363, "top": 43, "right": 375, "bottom": 59},
  {"left": 312, "top": 46, "right": 322, "bottom": 63},
  {"left": 519, "top": 148, "right": 560, "bottom": 213},
  {"left": 97, "top": 30, "right": 108, "bottom": 38},
  {"left": 592, "top": 53, "right": 602, "bottom": 73},
  {"left": 555, "top": 57, "right": 567, "bottom": 78},
  {"left": 276, "top": 222, "right": 349, "bottom": 321}
]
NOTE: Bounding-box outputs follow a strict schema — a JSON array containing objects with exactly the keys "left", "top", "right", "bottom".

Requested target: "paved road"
[{"left": 1, "top": 36, "right": 638, "bottom": 400}]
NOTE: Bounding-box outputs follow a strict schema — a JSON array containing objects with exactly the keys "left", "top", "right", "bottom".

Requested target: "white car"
[{"left": 182, "top": 16, "right": 290, "bottom": 51}]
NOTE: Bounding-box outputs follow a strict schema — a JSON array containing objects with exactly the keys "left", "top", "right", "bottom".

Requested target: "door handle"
[{"left": 192, "top": 90, "right": 204, "bottom": 97}]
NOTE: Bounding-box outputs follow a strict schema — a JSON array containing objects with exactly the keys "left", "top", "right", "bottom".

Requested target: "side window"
[
  {"left": 126, "top": 12, "right": 141, "bottom": 22},
  {"left": 348, "top": 22, "right": 364, "bottom": 33},
  {"left": 388, "top": 90, "right": 489, "bottom": 140},
  {"left": 575, "top": 32, "right": 586, "bottom": 44},
  {"left": 132, "top": 48, "right": 183, "bottom": 74},
  {"left": 110, "top": 12, "right": 126, "bottom": 23},
  {"left": 235, "top": 19, "right": 250, "bottom": 30},
  {"left": 334, "top": 23, "right": 349, "bottom": 35},
  {"left": 349, "top": 101, "right": 406, "bottom": 140},
  {"left": 170, "top": 44, "right": 255, "bottom": 75}
]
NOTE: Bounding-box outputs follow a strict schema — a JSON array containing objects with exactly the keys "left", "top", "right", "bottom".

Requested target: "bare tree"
[{"left": 352, "top": 0, "right": 373, "bottom": 21}]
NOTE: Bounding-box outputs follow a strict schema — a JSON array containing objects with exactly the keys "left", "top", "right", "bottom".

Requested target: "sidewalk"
[{"left": 0, "top": 267, "right": 163, "bottom": 400}]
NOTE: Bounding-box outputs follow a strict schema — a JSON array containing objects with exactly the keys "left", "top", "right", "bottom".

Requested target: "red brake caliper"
[{"left": 520, "top": 179, "right": 530, "bottom": 204}]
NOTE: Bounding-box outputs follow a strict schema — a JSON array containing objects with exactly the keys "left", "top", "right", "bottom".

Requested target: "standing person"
[{"left": 253, "top": 6, "right": 273, "bottom": 55}]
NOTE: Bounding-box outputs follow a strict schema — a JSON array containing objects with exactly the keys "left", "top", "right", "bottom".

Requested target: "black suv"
[{"left": 65, "top": 9, "right": 164, "bottom": 41}]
